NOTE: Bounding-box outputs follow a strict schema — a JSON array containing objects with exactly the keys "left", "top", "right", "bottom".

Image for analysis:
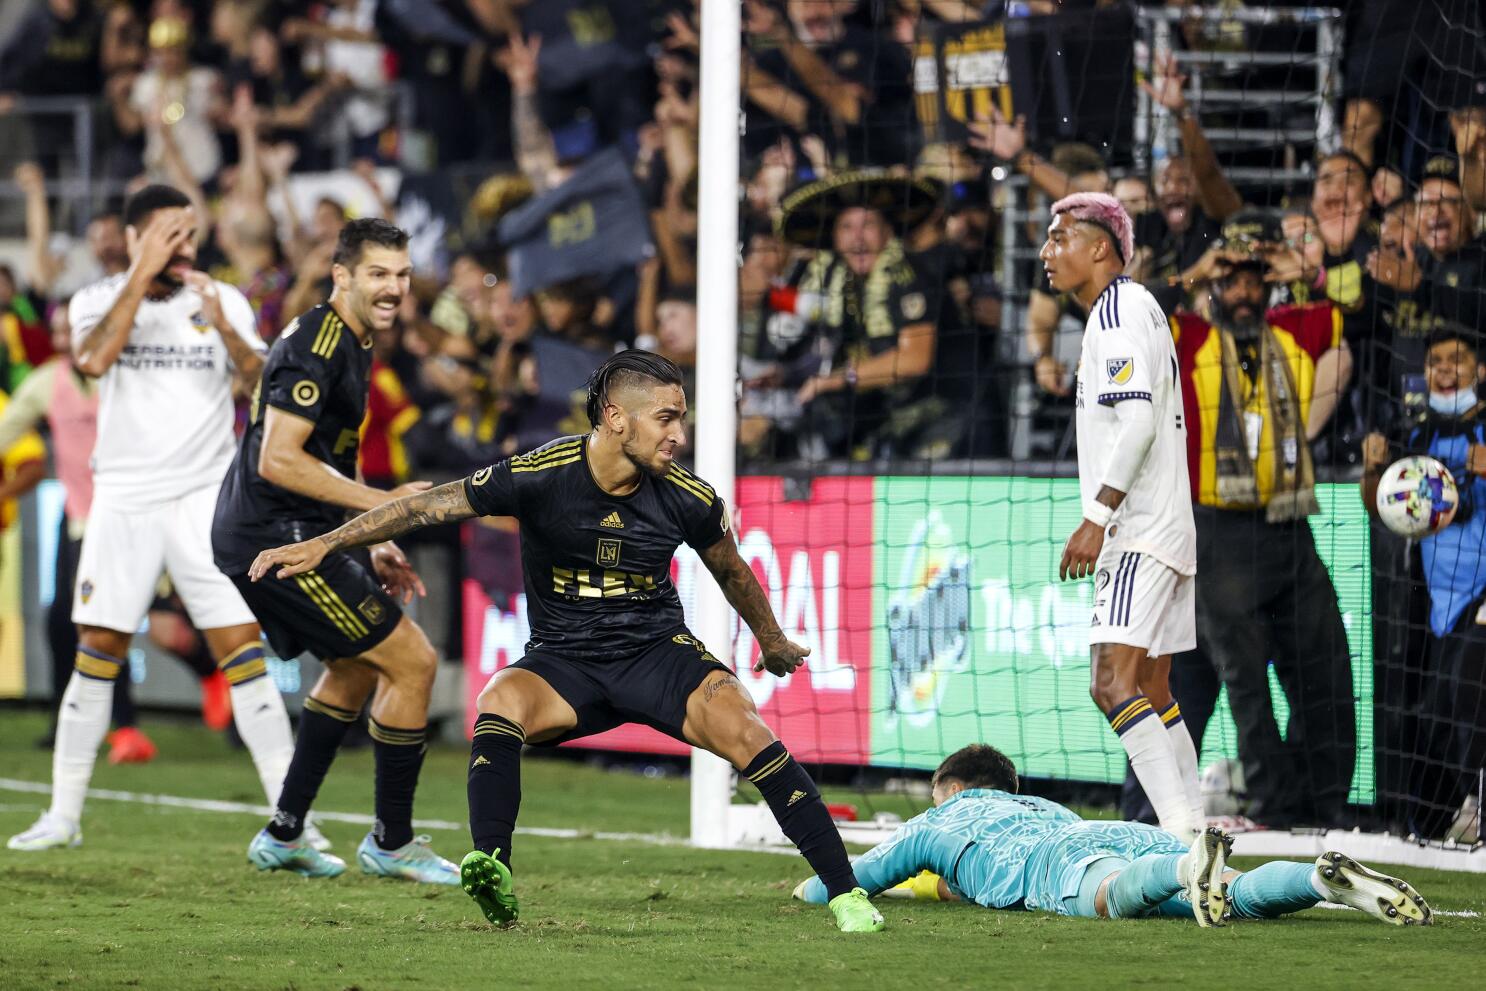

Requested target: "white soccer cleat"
[
  {"left": 302, "top": 818, "right": 332, "bottom": 852},
  {"left": 7, "top": 812, "right": 82, "bottom": 851},
  {"left": 1314, "top": 851, "right": 1432, "bottom": 926},
  {"left": 1182, "top": 826, "right": 1230, "bottom": 927}
]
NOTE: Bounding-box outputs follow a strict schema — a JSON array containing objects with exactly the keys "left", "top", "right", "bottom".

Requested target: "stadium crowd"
[{"left": 0, "top": 0, "right": 1481, "bottom": 842}]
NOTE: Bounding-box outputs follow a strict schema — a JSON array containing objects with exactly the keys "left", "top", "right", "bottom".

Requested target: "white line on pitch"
[
  {"left": 0, "top": 776, "right": 695, "bottom": 847},
  {"left": 1316, "top": 900, "right": 1479, "bottom": 918}
]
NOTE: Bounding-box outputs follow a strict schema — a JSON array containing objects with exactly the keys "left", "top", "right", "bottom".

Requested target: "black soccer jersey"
[
  {"left": 461, "top": 435, "right": 727, "bottom": 659},
  {"left": 213, "top": 303, "right": 374, "bottom": 573}
]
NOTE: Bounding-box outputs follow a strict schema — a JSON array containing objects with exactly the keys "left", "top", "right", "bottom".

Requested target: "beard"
[
  {"left": 621, "top": 434, "right": 671, "bottom": 477},
  {"left": 1223, "top": 304, "right": 1264, "bottom": 341}
]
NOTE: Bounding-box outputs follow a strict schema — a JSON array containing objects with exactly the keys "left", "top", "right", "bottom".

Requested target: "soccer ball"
[{"left": 1375, "top": 456, "right": 1459, "bottom": 538}]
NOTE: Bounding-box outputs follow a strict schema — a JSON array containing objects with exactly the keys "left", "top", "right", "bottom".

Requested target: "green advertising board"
[{"left": 871, "top": 477, "right": 1374, "bottom": 802}]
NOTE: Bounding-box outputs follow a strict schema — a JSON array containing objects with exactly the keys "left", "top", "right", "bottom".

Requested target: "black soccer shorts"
[
  {"left": 229, "top": 548, "right": 401, "bottom": 662},
  {"left": 513, "top": 628, "right": 732, "bottom": 746}
]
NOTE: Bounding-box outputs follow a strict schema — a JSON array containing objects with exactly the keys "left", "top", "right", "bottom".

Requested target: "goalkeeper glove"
[{"left": 886, "top": 871, "right": 943, "bottom": 901}]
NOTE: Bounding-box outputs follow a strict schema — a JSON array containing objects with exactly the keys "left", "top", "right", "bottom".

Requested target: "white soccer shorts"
[
  {"left": 1088, "top": 548, "right": 1196, "bottom": 656},
  {"left": 72, "top": 482, "right": 256, "bottom": 632}
]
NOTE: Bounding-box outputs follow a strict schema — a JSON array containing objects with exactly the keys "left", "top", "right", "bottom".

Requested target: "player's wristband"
[{"left": 1083, "top": 500, "right": 1114, "bottom": 529}]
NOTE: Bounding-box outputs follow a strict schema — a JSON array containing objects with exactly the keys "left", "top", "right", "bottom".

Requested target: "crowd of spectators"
[{"left": 0, "top": 0, "right": 1480, "bottom": 840}]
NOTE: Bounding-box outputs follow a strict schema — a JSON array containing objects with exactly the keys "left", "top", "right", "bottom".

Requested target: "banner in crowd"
[
  {"left": 497, "top": 147, "right": 653, "bottom": 298},
  {"left": 462, "top": 477, "right": 1374, "bottom": 800}
]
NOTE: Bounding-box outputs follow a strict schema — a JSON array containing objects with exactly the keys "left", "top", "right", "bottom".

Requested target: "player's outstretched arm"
[
  {"left": 249, "top": 480, "right": 476, "bottom": 581},
  {"left": 698, "top": 529, "right": 810, "bottom": 677}
]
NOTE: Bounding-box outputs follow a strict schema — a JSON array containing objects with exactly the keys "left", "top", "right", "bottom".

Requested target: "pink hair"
[{"left": 1050, "top": 192, "right": 1134, "bottom": 265}]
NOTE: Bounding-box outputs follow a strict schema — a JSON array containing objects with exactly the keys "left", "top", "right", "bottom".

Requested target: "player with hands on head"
[
  {"left": 249, "top": 349, "right": 885, "bottom": 934},
  {"left": 8, "top": 184, "right": 298, "bottom": 855}
]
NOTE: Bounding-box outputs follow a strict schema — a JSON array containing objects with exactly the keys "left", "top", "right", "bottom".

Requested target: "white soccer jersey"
[
  {"left": 1074, "top": 276, "right": 1196, "bottom": 575},
  {"left": 70, "top": 274, "right": 265, "bottom": 509}
]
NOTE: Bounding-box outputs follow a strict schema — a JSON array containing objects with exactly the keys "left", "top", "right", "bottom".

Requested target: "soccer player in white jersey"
[
  {"left": 8, "top": 185, "right": 301, "bottom": 852},
  {"left": 1040, "top": 192, "right": 1204, "bottom": 841}
]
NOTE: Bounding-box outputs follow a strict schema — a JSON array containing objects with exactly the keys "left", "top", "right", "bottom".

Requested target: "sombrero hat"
[{"left": 776, "top": 169, "right": 941, "bottom": 248}]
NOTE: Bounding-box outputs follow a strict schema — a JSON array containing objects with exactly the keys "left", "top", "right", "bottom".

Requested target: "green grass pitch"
[{"left": 1, "top": 709, "right": 1483, "bottom": 990}]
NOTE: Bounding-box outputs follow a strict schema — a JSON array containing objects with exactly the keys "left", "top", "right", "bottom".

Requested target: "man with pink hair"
[{"left": 1042, "top": 192, "right": 1204, "bottom": 842}]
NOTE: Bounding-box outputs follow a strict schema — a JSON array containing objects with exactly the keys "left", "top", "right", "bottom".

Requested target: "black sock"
[
  {"left": 468, "top": 713, "right": 525, "bottom": 870},
  {"left": 370, "top": 718, "right": 427, "bottom": 850},
  {"left": 266, "top": 697, "right": 356, "bottom": 841},
  {"left": 111, "top": 668, "right": 137, "bottom": 729},
  {"left": 743, "top": 742, "right": 857, "bottom": 900},
  {"left": 180, "top": 638, "right": 217, "bottom": 679}
]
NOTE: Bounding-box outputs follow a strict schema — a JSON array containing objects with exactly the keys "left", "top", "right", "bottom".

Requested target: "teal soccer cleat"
[
  {"left": 460, "top": 849, "right": 519, "bottom": 927},
  {"left": 356, "top": 833, "right": 460, "bottom": 885},
  {"left": 247, "top": 828, "right": 347, "bottom": 878}
]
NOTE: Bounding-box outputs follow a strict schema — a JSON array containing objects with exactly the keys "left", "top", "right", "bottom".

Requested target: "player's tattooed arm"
[
  {"left": 250, "top": 481, "right": 475, "bottom": 581},
  {"left": 321, "top": 481, "right": 476, "bottom": 552},
  {"left": 699, "top": 534, "right": 810, "bottom": 678}
]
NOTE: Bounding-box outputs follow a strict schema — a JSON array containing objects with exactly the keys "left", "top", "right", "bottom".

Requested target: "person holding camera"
[{"left": 1169, "top": 210, "right": 1356, "bottom": 829}]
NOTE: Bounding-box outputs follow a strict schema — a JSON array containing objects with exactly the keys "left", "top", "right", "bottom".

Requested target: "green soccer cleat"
[
  {"left": 460, "top": 849, "right": 518, "bottom": 928},
  {"left": 1314, "top": 851, "right": 1432, "bottom": 926},
  {"left": 828, "top": 887, "right": 885, "bottom": 933}
]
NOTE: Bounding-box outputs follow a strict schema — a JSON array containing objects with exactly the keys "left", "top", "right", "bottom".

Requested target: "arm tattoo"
[
  {"left": 513, "top": 91, "right": 558, "bottom": 189},
  {"left": 320, "top": 481, "right": 475, "bottom": 553},
  {"left": 701, "top": 539, "right": 785, "bottom": 649}
]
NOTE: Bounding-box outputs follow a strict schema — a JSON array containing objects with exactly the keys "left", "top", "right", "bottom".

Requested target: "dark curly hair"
[{"left": 931, "top": 744, "right": 1019, "bottom": 794}]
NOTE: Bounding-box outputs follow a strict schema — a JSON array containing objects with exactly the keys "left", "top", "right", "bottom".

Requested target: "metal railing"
[{"left": 1134, "top": 5, "right": 1343, "bottom": 181}]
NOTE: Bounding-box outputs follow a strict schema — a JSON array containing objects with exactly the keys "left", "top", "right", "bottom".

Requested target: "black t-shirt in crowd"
[
  {"left": 1135, "top": 208, "right": 1223, "bottom": 286},
  {"left": 213, "top": 303, "right": 374, "bottom": 573},
  {"left": 461, "top": 435, "right": 727, "bottom": 660}
]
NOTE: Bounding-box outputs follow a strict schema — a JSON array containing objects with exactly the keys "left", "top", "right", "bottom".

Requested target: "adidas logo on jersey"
[
  {"left": 787, "top": 790, "right": 807, "bottom": 807},
  {"left": 472, "top": 755, "right": 490, "bottom": 768},
  {"left": 600, "top": 511, "right": 624, "bottom": 529}
]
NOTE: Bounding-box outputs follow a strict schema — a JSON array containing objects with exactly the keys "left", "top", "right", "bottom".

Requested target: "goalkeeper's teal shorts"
[{"left": 1035, "top": 821, "right": 1187, "bottom": 916}]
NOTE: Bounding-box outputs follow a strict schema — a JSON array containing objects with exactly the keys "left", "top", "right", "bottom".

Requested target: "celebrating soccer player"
[
  {"left": 8, "top": 185, "right": 300, "bottom": 853},
  {"left": 247, "top": 350, "right": 887, "bottom": 933},
  {"left": 794, "top": 744, "right": 1431, "bottom": 928},
  {"left": 213, "top": 219, "right": 460, "bottom": 884},
  {"left": 1041, "top": 193, "right": 1205, "bottom": 841}
]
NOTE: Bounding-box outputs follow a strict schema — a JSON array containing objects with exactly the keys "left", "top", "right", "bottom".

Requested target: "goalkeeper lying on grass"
[{"left": 795, "top": 745, "right": 1431, "bottom": 927}]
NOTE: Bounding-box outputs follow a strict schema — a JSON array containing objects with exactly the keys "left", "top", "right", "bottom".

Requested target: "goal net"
[{"left": 684, "top": 0, "right": 1485, "bottom": 866}]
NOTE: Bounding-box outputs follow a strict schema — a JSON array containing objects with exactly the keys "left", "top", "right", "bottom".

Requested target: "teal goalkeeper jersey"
[
  {"left": 799, "top": 789, "right": 1184, "bottom": 912},
  {"left": 802, "top": 789, "right": 1080, "bottom": 908}
]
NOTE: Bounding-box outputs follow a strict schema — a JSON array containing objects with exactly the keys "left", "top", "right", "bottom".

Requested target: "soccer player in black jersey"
[
  {"left": 248, "top": 350, "right": 886, "bottom": 932},
  {"left": 212, "top": 218, "right": 461, "bottom": 885}
]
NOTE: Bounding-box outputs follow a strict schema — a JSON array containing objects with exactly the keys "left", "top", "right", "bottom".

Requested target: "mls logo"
[
  {"left": 596, "top": 538, "right": 622, "bottom": 568},
  {"left": 1106, "top": 357, "right": 1134, "bottom": 385}
]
